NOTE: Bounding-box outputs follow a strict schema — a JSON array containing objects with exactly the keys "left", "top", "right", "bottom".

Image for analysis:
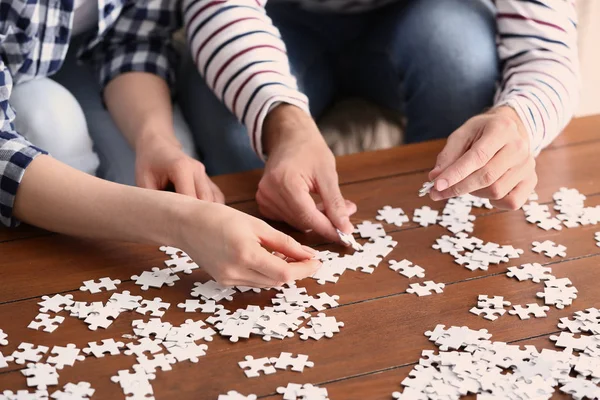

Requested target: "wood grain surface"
[{"left": 1, "top": 116, "right": 599, "bottom": 399}]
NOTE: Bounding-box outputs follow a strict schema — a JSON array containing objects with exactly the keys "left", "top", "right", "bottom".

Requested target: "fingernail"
[
  {"left": 302, "top": 245, "right": 317, "bottom": 255},
  {"left": 436, "top": 179, "right": 449, "bottom": 191}
]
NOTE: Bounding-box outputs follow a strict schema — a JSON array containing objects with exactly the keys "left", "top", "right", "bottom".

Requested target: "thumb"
[
  {"left": 319, "top": 172, "right": 354, "bottom": 234},
  {"left": 429, "top": 128, "right": 472, "bottom": 186},
  {"left": 258, "top": 223, "right": 318, "bottom": 261}
]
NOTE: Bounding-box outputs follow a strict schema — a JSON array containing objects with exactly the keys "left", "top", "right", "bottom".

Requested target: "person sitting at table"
[
  {"left": 180, "top": 0, "right": 579, "bottom": 242},
  {"left": 0, "top": 0, "right": 320, "bottom": 288}
]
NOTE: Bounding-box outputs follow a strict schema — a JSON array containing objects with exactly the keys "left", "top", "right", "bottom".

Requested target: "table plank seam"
[{"left": 0, "top": 232, "right": 54, "bottom": 245}]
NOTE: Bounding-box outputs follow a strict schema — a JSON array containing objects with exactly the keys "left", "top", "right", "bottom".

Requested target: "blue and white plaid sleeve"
[
  {"left": 82, "top": 0, "right": 181, "bottom": 90},
  {"left": 0, "top": 63, "right": 46, "bottom": 227}
]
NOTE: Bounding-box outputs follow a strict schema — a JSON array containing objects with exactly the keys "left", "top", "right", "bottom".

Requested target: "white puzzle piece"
[
  {"left": 79, "top": 277, "right": 121, "bottom": 293},
  {"left": 407, "top": 281, "right": 445, "bottom": 296},
  {"left": 376, "top": 206, "right": 410, "bottom": 227},
  {"left": 389, "top": 259, "right": 426, "bottom": 279}
]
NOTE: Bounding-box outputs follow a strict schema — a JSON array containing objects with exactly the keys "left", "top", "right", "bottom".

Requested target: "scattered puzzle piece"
[
  {"left": 136, "top": 297, "right": 170, "bottom": 317},
  {"left": 470, "top": 306, "right": 506, "bottom": 321},
  {"left": 83, "top": 339, "right": 125, "bottom": 358},
  {"left": 21, "top": 363, "right": 59, "bottom": 390},
  {"left": 177, "top": 299, "right": 224, "bottom": 313},
  {"left": 532, "top": 240, "right": 567, "bottom": 258},
  {"left": 337, "top": 229, "right": 363, "bottom": 251},
  {"left": 38, "top": 294, "right": 74, "bottom": 314},
  {"left": 11, "top": 343, "right": 49, "bottom": 365},
  {"left": 238, "top": 356, "right": 276, "bottom": 378},
  {"left": 354, "top": 220, "right": 386, "bottom": 239},
  {"left": 413, "top": 206, "right": 440, "bottom": 227},
  {"left": 218, "top": 391, "right": 257, "bottom": 400},
  {"left": 28, "top": 314, "right": 65, "bottom": 333},
  {"left": 509, "top": 304, "right": 550, "bottom": 320},
  {"left": 269, "top": 352, "right": 314, "bottom": 372},
  {"left": 507, "top": 263, "right": 554, "bottom": 283},
  {"left": 407, "top": 281, "right": 445, "bottom": 296},
  {"left": 389, "top": 259, "right": 426, "bottom": 278},
  {"left": 79, "top": 277, "right": 121, "bottom": 293},
  {"left": 419, "top": 181, "right": 434, "bottom": 197},
  {"left": 376, "top": 206, "right": 410, "bottom": 227},
  {"left": 47, "top": 344, "right": 85, "bottom": 369}
]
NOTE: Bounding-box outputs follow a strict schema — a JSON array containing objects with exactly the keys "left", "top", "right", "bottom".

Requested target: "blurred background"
[
  {"left": 576, "top": 0, "right": 600, "bottom": 117},
  {"left": 319, "top": 0, "right": 600, "bottom": 156}
]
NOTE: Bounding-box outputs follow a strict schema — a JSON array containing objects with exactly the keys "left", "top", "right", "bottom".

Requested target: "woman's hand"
[{"left": 175, "top": 200, "right": 321, "bottom": 287}]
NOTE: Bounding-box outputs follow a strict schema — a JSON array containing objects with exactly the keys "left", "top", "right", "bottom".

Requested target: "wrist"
[
  {"left": 489, "top": 106, "right": 526, "bottom": 133},
  {"left": 489, "top": 106, "right": 531, "bottom": 144},
  {"left": 153, "top": 191, "right": 200, "bottom": 246},
  {"left": 262, "top": 104, "right": 318, "bottom": 155},
  {"left": 134, "top": 128, "right": 181, "bottom": 154}
]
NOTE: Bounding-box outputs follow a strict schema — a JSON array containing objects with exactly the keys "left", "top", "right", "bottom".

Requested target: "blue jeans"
[{"left": 179, "top": 0, "right": 499, "bottom": 176}]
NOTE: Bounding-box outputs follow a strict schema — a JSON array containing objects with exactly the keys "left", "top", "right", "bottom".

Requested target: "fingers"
[
  {"left": 434, "top": 136, "right": 504, "bottom": 193},
  {"left": 489, "top": 171, "right": 537, "bottom": 211},
  {"left": 190, "top": 163, "right": 215, "bottom": 202},
  {"left": 210, "top": 180, "right": 225, "bottom": 204},
  {"left": 431, "top": 146, "right": 517, "bottom": 201},
  {"left": 428, "top": 127, "right": 474, "bottom": 181},
  {"left": 257, "top": 222, "right": 317, "bottom": 261},
  {"left": 317, "top": 171, "right": 354, "bottom": 234},
  {"left": 472, "top": 157, "right": 533, "bottom": 201},
  {"left": 256, "top": 189, "right": 288, "bottom": 222},
  {"left": 170, "top": 166, "right": 197, "bottom": 197},
  {"left": 137, "top": 172, "right": 159, "bottom": 190},
  {"left": 431, "top": 124, "right": 506, "bottom": 193},
  {"left": 344, "top": 199, "right": 358, "bottom": 216},
  {"left": 251, "top": 251, "right": 321, "bottom": 285},
  {"left": 262, "top": 176, "right": 341, "bottom": 242},
  {"left": 226, "top": 269, "right": 281, "bottom": 288},
  {"left": 286, "top": 189, "right": 341, "bottom": 242},
  {"left": 316, "top": 199, "right": 357, "bottom": 217}
]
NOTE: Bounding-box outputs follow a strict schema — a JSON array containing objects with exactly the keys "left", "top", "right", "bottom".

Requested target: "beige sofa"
[{"left": 320, "top": 0, "right": 600, "bottom": 156}]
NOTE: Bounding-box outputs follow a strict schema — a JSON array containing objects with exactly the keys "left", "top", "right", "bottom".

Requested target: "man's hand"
[
  {"left": 135, "top": 134, "right": 224, "bottom": 203},
  {"left": 256, "top": 105, "right": 356, "bottom": 243},
  {"left": 428, "top": 106, "right": 537, "bottom": 210}
]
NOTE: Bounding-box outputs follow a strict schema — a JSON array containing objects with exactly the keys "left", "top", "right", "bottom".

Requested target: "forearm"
[
  {"left": 184, "top": 0, "right": 310, "bottom": 157},
  {"left": 493, "top": 0, "right": 580, "bottom": 154},
  {"left": 104, "top": 72, "right": 180, "bottom": 151},
  {"left": 12, "top": 155, "right": 191, "bottom": 245}
]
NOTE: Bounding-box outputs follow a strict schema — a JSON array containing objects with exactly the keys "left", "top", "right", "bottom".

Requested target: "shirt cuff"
[
  {"left": 0, "top": 141, "right": 46, "bottom": 227},
  {"left": 248, "top": 90, "right": 311, "bottom": 161},
  {"left": 494, "top": 97, "right": 542, "bottom": 156}
]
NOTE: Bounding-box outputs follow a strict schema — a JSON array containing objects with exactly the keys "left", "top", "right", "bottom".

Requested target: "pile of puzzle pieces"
[{"left": 393, "top": 307, "right": 600, "bottom": 399}]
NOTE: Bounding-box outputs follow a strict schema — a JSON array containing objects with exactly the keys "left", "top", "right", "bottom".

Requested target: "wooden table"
[{"left": 1, "top": 116, "right": 600, "bottom": 399}]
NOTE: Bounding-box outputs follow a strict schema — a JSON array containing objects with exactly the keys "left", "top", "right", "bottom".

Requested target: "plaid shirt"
[{"left": 0, "top": 0, "right": 182, "bottom": 227}]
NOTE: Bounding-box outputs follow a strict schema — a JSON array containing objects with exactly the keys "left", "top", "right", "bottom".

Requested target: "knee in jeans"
[
  {"left": 12, "top": 78, "right": 99, "bottom": 173},
  {"left": 413, "top": 0, "right": 498, "bottom": 86}
]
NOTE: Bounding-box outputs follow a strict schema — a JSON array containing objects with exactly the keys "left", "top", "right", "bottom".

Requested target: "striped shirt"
[
  {"left": 0, "top": 0, "right": 181, "bottom": 227},
  {"left": 184, "top": 0, "right": 580, "bottom": 158}
]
